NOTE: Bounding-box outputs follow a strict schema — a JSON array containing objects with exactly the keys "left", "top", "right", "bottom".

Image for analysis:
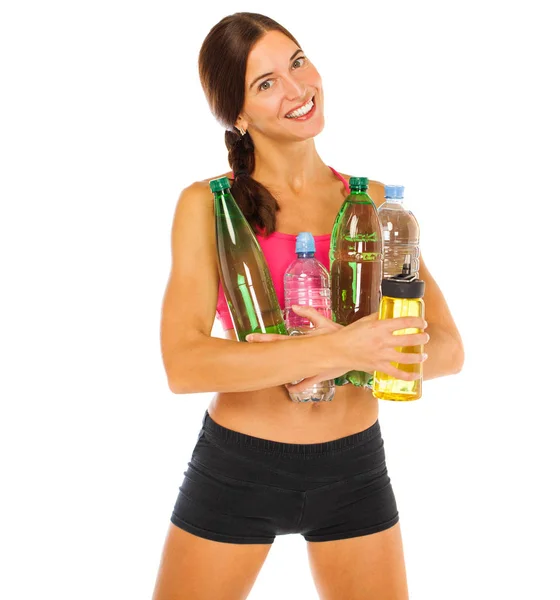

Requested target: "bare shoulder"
[
  {"left": 367, "top": 178, "right": 384, "bottom": 191},
  {"left": 336, "top": 172, "right": 384, "bottom": 191},
  {"left": 175, "top": 171, "right": 234, "bottom": 212},
  {"left": 169, "top": 172, "right": 234, "bottom": 250},
  {"left": 181, "top": 170, "right": 233, "bottom": 194},
  {"left": 338, "top": 173, "right": 385, "bottom": 208},
  {"left": 367, "top": 179, "right": 385, "bottom": 208}
]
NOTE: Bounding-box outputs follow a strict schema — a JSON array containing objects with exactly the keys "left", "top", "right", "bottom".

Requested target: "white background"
[{"left": 1, "top": 1, "right": 558, "bottom": 598}]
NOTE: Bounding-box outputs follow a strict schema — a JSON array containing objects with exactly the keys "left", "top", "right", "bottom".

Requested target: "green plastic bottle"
[
  {"left": 210, "top": 177, "right": 288, "bottom": 342},
  {"left": 329, "top": 177, "right": 384, "bottom": 387}
]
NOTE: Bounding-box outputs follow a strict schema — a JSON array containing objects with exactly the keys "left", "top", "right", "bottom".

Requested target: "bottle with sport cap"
[
  {"left": 373, "top": 257, "right": 426, "bottom": 401},
  {"left": 284, "top": 232, "right": 335, "bottom": 403}
]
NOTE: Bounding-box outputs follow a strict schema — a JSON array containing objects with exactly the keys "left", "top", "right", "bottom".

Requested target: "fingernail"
[
  {"left": 292, "top": 305, "right": 302, "bottom": 310},
  {"left": 246, "top": 335, "right": 254, "bottom": 342},
  {"left": 422, "top": 353, "right": 428, "bottom": 360}
]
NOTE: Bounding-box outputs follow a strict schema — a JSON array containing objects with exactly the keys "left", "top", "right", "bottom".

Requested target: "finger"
[
  {"left": 285, "top": 375, "right": 324, "bottom": 393},
  {"left": 386, "top": 349, "right": 428, "bottom": 364},
  {"left": 386, "top": 332, "right": 430, "bottom": 347},
  {"left": 355, "top": 311, "right": 379, "bottom": 324},
  {"left": 376, "top": 363, "right": 424, "bottom": 381},
  {"left": 246, "top": 333, "right": 289, "bottom": 342},
  {"left": 290, "top": 305, "right": 332, "bottom": 327},
  {"left": 386, "top": 316, "right": 427, "bottom": 333}
]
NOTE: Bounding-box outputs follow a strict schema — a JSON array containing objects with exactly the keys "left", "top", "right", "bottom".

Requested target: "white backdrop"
[{"left": 1, "top": 1, "right": 558, "bottom": 598}]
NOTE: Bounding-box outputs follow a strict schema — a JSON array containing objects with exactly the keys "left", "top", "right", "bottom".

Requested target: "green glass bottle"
[
  {"left": 210, "top": 177, "right": 288, "bottom": 341},
  {"left": 329, "top": 177, "right": 384, "bottom": 387}
]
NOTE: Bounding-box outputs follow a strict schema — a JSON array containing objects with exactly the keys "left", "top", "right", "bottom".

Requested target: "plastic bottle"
[
  {"left": 210, "top": 177, "right": 288, "bottom": 341},
  {"left": 284, "top": 232, "right": 335, "bottom": 403},
  {"left": 329, "top": 177, "right": 383, "bottom": 388},
  {"left": 373, "top": 256, "right": 425, "bottom": 401},
  {"left": 377, "top": 185, "right": 420, "bottom": 278}
]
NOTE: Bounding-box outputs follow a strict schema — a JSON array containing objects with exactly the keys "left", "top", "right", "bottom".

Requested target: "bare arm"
[
  {"left": 417, "top": 251, "right": 465, "bottom": 380},
  {"left": 160, "top": 181, "right": 342, "bottom": 395},
  {"left": 168, "top": 333, "right": 339, "bottom": 394}
]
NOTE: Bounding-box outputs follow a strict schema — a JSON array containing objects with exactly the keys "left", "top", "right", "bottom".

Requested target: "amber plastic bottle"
[
  {"left": 329, "top": 177, "right": 383, "bottom": 387},
  {"left": 373, "top": 257, "right": 425, "bottom": 401}
]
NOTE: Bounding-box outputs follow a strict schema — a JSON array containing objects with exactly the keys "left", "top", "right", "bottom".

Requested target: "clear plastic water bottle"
[
  {"left": 378, "top": 185, "right": 420, "bottom": 278},
  {"left": 284, "top": 232, "right": 335, "bottom": 403}
]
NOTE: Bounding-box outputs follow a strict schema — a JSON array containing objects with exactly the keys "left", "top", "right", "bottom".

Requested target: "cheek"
[
  {"left": 246, "top": 95, "right": 284, "bottom": 123},
  {"left": 307, "top": 66, "right": 323, "bottom": 89},
  {"left": 263, "top": 94, "right": 284, "bottom": 118}
]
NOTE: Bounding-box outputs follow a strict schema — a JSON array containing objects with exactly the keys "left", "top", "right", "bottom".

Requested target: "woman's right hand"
[{"left": 285, "top": 312, "right": 429, "bottom": 394}]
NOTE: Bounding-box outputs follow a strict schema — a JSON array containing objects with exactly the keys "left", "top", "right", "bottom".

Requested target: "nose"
[{"left": 284, "top": 73, "right": 306, "bottom": 100}]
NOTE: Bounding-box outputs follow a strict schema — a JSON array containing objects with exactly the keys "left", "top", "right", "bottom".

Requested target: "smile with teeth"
[{"left": 285, "top": 98, "right": 315, "bottom": 119}]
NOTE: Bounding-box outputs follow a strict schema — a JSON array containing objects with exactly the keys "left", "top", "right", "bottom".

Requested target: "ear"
[{"left": 236, "top": 115, "right": 249, "bottom": 133}]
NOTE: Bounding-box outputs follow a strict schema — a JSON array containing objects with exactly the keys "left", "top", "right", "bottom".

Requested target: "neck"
[{"left": 250, "top": 134, "right": 332, "bottom": 194}]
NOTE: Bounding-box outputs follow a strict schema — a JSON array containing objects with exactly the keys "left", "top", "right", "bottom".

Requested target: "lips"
[{"left": 285, "top": 96, "right": 315, "bottom": 118}]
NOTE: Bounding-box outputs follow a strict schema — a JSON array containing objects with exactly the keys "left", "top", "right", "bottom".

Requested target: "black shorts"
[{"left": 170, "top": 410, "right": 400, "bottom": 545}]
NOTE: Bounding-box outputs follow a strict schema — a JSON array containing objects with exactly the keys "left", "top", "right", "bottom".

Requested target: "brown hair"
[{"left": 198, "top": 12, "right": 301, "bottom": 237}]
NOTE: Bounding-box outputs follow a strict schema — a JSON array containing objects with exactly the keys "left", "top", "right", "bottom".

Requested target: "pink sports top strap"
[{"left": 329, "top": 166, "right": 350, "bottom": 194}]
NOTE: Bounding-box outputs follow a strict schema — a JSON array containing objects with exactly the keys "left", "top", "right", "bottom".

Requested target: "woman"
[{"left": 153, "top": 12, "right": 464, "bottom": 600}]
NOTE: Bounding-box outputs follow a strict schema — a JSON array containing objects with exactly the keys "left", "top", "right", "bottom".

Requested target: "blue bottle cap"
[
  {"left": 384, "top": 184, "right": 405, "bottom": 199},
  {"left": 295, "top": 232, "right": 316, "bottom": 253}
]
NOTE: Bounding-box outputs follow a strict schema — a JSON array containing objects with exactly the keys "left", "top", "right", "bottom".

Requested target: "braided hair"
[{"left": 199, "top": 12, "right": 301, "bottom": 236}]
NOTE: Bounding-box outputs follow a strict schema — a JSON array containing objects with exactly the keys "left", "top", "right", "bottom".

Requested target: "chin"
[
  {"left": 291, "top": 112, "right": 326, "bottom": 141},
  {"left": 298, "top": 118, "right": 325, "bottom": 141}
]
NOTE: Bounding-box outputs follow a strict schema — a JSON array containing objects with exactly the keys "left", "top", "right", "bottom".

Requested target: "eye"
[
  {"left": 292, "top": 56, "right": 307, "bottom": 69},
  {"left": 258, "top": 80, "right": 273, "bottom": 92}
]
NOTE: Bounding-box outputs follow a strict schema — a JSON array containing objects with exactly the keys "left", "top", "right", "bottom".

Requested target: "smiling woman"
[
  {"left": 237, "top": 30, "right": 325, "bottom": 144},
  {"left": 153, "top": 10, "right": 463, "bottom": 600}
]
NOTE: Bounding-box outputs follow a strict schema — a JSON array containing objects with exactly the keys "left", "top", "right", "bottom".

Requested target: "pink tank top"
[{"left": 215, "top": 166, "right": 350, "bottom": 331}]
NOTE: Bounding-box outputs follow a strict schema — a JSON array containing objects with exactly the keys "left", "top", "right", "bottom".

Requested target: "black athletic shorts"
[{"left": 170, "top": 410, "right": 400, "bottom": 544}]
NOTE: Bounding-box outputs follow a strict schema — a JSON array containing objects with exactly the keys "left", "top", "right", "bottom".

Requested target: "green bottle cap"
[
  {"left": 209, "top": 177, "right": 231, "bottom": 193},
  {"left": 349, "top": 177, "right": 369, "bottom": 190}
]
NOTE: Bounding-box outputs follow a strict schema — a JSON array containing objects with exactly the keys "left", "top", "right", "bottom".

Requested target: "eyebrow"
[{"left": 249, "top": 48, "right": 304, "bottom": 89}]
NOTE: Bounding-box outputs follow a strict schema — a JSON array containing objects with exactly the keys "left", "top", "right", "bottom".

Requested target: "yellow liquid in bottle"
[{"left": 373, "top": 296, "right": 424, "bottom": 401}]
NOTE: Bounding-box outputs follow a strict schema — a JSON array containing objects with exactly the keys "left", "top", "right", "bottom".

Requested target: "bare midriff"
[{"left": 207, "top": 328, "right": 379, "bottom": 443}]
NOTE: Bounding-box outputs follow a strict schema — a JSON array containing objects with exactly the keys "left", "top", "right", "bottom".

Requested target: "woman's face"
[{"left": 239, "top": 30, "right": 325, "bottom": 142}]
